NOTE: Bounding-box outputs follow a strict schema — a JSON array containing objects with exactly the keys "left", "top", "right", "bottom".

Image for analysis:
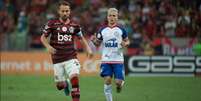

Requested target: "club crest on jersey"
[
  {"left": 62, "top": 26, "right": 67, "bottom": 32},
  {"left": 114, "top": 31, "right": 120, "bottom": 37}
]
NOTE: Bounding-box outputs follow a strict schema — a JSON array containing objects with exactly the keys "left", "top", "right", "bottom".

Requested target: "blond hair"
[{"left": 107, "top": 8, "right": 118, "bottom": 14}]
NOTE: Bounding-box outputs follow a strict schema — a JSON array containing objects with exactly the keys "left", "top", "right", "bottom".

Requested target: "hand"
[
  {"left": 86, "top": 49, "right": 93, "bottom": 59},
  {"left": 121, "top": 41, "right": 128, "bottom": 48},
  {"left": 90, "top": 35, "right": 97, "bottom": 44},
  {"left": 121, "top": 38, "right": 130, "bottom": 48},
  {"left": 91, "top": 34, "right": 101, "bottom": 46},
  {"left": 90, "top": 35, "right": 96, "bottom": 40},
  {"left": 47, "top": 46, "right": 56, "bottom": 54}
]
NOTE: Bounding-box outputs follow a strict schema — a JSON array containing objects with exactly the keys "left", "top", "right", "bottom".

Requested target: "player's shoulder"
[
  {"left": 116, "top": 24, "right": 126, "bottom": 30},
  {"left": 46, "top": 18, "right": 60, "bottom": 26},
  {"left": 69, "top": 20, "right": 80, "bottom": 27},
  {"left": 98, "top": 24, "right": 108, "bottom": 32}
]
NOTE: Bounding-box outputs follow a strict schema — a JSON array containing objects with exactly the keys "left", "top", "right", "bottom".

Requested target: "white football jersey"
[{"left": 96, "top": 25, "right": 128, "bottom": 64}]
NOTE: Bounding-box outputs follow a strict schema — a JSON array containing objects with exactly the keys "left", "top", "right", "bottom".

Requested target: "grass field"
[{"left": 1, "top": 74, "right": 201, "bottom": 101}]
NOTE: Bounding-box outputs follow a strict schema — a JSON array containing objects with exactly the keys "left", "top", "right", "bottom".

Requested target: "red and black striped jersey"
[{"left": 42, "top": 18, "right": 83, "bottom": 64}]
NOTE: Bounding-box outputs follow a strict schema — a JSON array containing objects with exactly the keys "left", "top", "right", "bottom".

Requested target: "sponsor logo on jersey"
[
  {"left": 105, "top": 38, "right": 118, "bottom": 47},
  {"left": 57, "top": 33, "right": 72, "bottom": 42}
]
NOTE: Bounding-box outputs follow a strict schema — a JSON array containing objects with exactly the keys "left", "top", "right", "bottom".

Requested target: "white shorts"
[{"left": 53, "top": 59, "right": 81, "bottom": 82}]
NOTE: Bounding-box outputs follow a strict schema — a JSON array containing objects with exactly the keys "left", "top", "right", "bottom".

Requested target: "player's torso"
[
  {"left": 101, "top": 27, "right": 124, "bottom": 63},
  {"left": 48, "top": 19, "right": 80, "bottom": 63},
  {"left": 50, "top": 22, "right": 74, "bottom": 48}
]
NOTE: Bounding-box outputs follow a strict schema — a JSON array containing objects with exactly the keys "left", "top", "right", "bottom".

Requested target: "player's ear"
[{"left": 57, "top": 9, "right": 60, "bottom": 15}]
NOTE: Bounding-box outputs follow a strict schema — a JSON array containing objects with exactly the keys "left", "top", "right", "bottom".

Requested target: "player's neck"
[
  {"left": 108, "top": 23, "right": 117, "bottom": 28},
  {"left": 59, "top": 18, "right": 70, "bottom": 25}
]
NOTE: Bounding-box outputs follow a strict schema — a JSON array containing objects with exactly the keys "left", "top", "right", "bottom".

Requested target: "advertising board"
[
  {"left": 0, "top": 52, "right": 101, "bottom": 75},
  {"left": 126, "top": 55, "right": 201, "bottom": 76}
]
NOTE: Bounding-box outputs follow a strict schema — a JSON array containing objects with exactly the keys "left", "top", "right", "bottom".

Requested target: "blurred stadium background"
[{"left": 1, "top": 0, "right": 201, "bottom": 101}]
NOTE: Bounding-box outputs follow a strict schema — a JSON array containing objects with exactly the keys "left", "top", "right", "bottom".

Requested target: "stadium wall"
[
  {"left": 1, "top": 52, "right": 201, "bottom": 76},
  {"left": 0, "top": 52, "right": 101, "bottom": 76}
]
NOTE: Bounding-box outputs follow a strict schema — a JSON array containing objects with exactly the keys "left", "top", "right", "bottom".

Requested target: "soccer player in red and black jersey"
[{"left": 40, "top": 1, "right": 93, "bottom": 101}]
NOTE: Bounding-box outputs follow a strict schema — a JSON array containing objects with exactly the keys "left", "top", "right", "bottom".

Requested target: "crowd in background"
[{"left": 0, "top": 0, "right": 201, "bottom": 55}]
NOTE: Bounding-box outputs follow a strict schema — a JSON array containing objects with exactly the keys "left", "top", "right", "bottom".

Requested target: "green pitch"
[{"left": 1, "top": 74, "right": 201, "bottom": 101}]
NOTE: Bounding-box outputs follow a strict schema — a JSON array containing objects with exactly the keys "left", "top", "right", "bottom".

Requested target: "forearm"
[
  {"left": 80, "top": 37, "right": 92, "bottom": 52},
  {"left": 92, "top": 38, "right": 101, "bottom": 47},
  {"left": 40, "top": 34, "right": 51, "bottom": 49}
]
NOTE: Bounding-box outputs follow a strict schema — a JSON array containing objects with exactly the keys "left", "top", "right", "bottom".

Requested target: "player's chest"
[
  {"left": 51, "top": 25, "right": 76, "bottom": 42},
  {"left": 52, "top": 25, "right": 75, "bottom": 35},
  {"left": 102, "top": 29, "right": 122, "bottom": 40}
]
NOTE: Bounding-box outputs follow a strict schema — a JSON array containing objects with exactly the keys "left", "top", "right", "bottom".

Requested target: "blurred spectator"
[
  {"left": 192, "top": 39, "right": 201, "bottom": 55},
  {"left": 0, "top": 10, "right": 15, "bottom": 51},
  {"left": 28, "top": 12, "right": 45, "bottom": 49},
  {"left": 151, "top": 34, "right": 163, "bottom": 55},
  {"left": 178, "top": 11, "right": 191, "bottom": 25},
  {"left": 14, "top": 7, "right": 29, "bottom": 51},
  {"left": 142, "top": 41, "right": 155, "bottom": 56},
  {"left": 0, "top": 0, "right": 200, "bottom": 55},
  {"left": 175, "top": 23, "right": 190, "bottom": 37},
  {"left": 30, "top": 0, "right": 47, "bottom": 14},
  {"left": 144, "top": 19, "right": 157, "bottom": 39},
  {"left": 164, "top": 15, "right": 177, "bottom": 37}
]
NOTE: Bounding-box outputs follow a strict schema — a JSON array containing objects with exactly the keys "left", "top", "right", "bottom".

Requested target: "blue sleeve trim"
[
  {"left": 96, "top": 26, "right": 105, "bottom": 40},
  {"left": 120, "top": 26, "right": 128, "bottom": 39}
]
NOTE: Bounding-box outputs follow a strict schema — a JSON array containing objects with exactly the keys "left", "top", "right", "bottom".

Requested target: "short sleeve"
[
  {"left": 73, "top": 25, "right": 83, "bottom": 38},
  {"left": 121, "top": 27, "right": 128, "bottom": 39},
  {"left": 42, "top": 21, "right": 52, "bottom": 37},
  {"left": 96, "top": 28, "right": 103, "bottom": 41}
]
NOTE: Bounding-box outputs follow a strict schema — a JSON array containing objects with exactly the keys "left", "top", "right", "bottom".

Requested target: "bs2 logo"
[{"left": 57, "top": 33, "right": 72, "bottom": 42}]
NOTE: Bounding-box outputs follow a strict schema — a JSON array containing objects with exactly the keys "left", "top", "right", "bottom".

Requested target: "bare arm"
[
  {"left": 79, "top": 36, "right": 93, "bottom": 58},
  {"left": 40, "top": 34, "right": 56, "bottom": 54},
  {"left": 91, "top": 35, "right": 102, "bottom": 47}
]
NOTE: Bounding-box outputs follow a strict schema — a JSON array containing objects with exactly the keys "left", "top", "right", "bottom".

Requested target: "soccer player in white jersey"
[{"left": 92, "top": 8, "right": 130, "bottom": 101}]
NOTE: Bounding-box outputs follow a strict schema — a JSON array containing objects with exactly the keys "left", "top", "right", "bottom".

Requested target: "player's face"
[
  {"left": 107, "top": 11, "right": 118, "bottom": 25},
  {"left": 58, "top": 5, "right": 70, "bottom": 21}
]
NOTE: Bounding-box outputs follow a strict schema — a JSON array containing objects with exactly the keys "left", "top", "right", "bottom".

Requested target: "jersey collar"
[
  {"left": 108, "top": 23, "right": 117, "bottom": 28},
  {"left": 59, "top": 18, "right": 70, "bottom": 25}
]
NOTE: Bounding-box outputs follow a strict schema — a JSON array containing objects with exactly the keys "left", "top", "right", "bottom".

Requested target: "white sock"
[{"left": 104, "top": 84, "right": 113, "bottom": 101}]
